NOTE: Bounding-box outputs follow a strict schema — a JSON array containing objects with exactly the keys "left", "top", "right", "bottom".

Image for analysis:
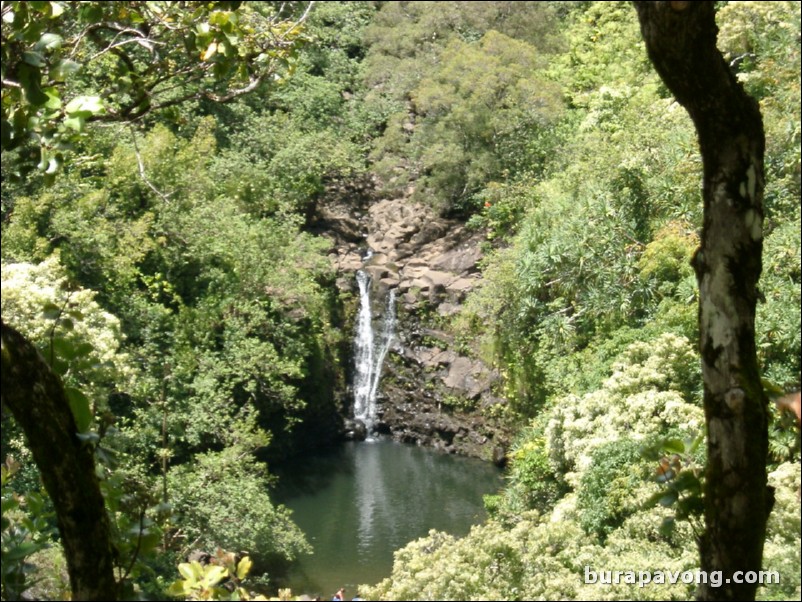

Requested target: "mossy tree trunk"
[
  {"left": 634, "top": 2, "right": 770, "bottom": 600},
  {"left": 1, "top": 321, "right": 118, "bottom": 601}
]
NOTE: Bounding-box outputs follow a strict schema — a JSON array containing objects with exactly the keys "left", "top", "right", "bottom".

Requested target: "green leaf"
[
  {"left": 43, "top": 88, "right": 62, "bottom": 110},
  {"left": 181, "top": 561, "right": 205, "bottom": 582},
  {"left": 138, "top": 531, "right": 161, "bottom": 556},
  {"left": 65, "top": 387, "right": 92, "bottom": 432},
  {"left": 51, "top": 58, "right": 80, "bottom": 81},
  {"left": 177, "top": 562, "right": 196, "bottom": 584},
  {"left": 95, "top": 446, "right": 118, "bottom": 468},
  {"left": 42, "top": 302, "right": 61, "bottom": 320},
  {"left": 35, "top": 32, "right": 63, "bottom": 51},
  {"left": 1, "top": 119, "right": 12, "bottom": 149},
  {"left": 25, "top": 492, "right": 47, "bottom": 515},
  {"left": 73, "top": 342, "right": 94, "bottom": 358},
  {"left": 50, "top": 356, "right": 69, "bottom": 376},
  {"left": 761, "top": 378, "right": 786, "bottom": 398},
  {"left": 2, "top": 541, "right": 44, "bottom": 562},
  {"left": 65, "top": 95, "right": 104, "bottom": 118},
  {"left": 52, "top": 337, "right": 76, "bottom": 360},
  {"left": 672, "top": 470, "right": 702, "bottom": 495},
  {"left": 64, "top": 115, "right": 85, "bottom": 132},
  {"left": 79, "top": 4, "right": 104, "bottom": 23},
  {"left": 658, "top": 491, "right": 678, "bottom": 507},
  {"left": 209, "top": 11, "right": 231, "bottom": 27},
  {"left": 676, "top": 495, "right": 705, "bottom": 519},
  {"left": 661, "top": 438, "right": 685, "bottom": 454},
  {"left": 202, "top": 565, "right": 228, "bottom": 587},
  {"left": 23, "top": 51, "right": 46, "bottom": 67},
  {"left": 687, "top": 433, "right": 704, "bottom": 455},
  {"left": 17, "top": 63, "right": 49, "bottom": 106},
  {"left": 1, "top": 497, "right": 20, "bottom": 514},
  {"left": 12, "top": 109, "right": 28, "bottom": 138}
]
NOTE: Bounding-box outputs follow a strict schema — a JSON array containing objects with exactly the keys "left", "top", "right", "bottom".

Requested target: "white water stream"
[{"left": 353, "top": 269, "right": 396, "bottom": 435}]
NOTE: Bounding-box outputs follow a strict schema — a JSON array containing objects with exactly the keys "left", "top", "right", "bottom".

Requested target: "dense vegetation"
[
  {"left": 364, "top": 2, "right": 801, "bottom": 600},
  {"left": 2, "top": 1, "right": 799, "bottom": 600}
]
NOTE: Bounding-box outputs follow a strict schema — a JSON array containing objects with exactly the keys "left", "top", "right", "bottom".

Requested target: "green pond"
[{"left": 272, "top": 439, "right": 504, "bottom": 598}]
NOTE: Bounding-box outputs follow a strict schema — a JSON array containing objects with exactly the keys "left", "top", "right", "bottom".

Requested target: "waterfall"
[{"left": 353, "top": 270, "right": 397, "bottom": 436}]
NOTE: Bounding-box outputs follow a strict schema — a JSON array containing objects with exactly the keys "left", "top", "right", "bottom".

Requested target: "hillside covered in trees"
[{"left": 2, "top": 2, "right": 799, "bottom": 600}]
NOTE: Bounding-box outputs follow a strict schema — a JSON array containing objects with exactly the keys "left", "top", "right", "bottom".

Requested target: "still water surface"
[{"left": 272, "top": 439, "right": 503, "bottom": 597}]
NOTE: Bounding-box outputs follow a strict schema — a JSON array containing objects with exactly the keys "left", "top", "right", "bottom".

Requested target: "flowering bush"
[{"left": 1, "top": 256, "right": 132, "bottom": 410}]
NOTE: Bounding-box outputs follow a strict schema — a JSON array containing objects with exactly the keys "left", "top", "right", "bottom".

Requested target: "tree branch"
[{"left": 1, "top": 321, "right": 118, "bottom": 601}]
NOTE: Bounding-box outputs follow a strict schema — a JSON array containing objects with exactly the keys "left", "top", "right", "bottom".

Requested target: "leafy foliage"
[
  {"left": 168, "top": 550, "right": 269, "bottom": 601},
  {"left": 490, "top": 420, "right": 565, "bottom": 516},
  {"left": 1, "top": 1, "right": 800, "bottom": 598},
  {"left": 2, "top": 3, "right": 346, "bottom": 595},
  {"left": 365, "top": 332, "right": 797, "bottom": 601},
  {"left": 1, "top": 256, "right": 130, "bottom": 422},
  {"left": 402, "top": 30, "right": 562, "bottom": 212},
  {"left": 1, "top": 458, "right": 57, "bottom": 601},
  {"left": 168, "top": 434, "right": 311, "bottom": 569},
  {"left": 577, "top": 439, "right": 653, "bottom": 542},
  {"left": 363, "top": 1, "right": 565, "bottom": 212},
  {"left": 761, "top": 462, "right": 802, "bottom": 601},
  {"left": 369, "top": 2, "right": 800, "bottom": 599},
  {"left": 1, "top": 1, "right": 312, "bottom": 181}
]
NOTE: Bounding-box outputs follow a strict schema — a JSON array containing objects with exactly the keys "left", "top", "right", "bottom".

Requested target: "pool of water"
[{"left": 272, "top": 439, "right": 504, "bottom": 598}]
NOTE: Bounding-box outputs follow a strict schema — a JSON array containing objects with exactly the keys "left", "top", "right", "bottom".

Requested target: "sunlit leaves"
[
  {"left": 0, "top": 460, "right": 56, "bottom": 601},
  {"left": 578, "top": 439, "right": 653, "bottom": 541},
  {"left": 1, "top": 1, "right": 312, "bottom": 178},
  {"left": 62, "top": 96, "right": 104, "bottom": 132},
  {"left": 362, "top": 2, "right": 564, "bottom": 210},
  {"left": 168, "top": 552, "right": 267, "bottom": 601},
  {"left": 0, "top": 257, "right": 131, "bottom": 415},
  {"left": 168, "top": 560, "right": 230, "bottom": 600},
  {"left": 64, "top": 387, "right": 91, "bottom": 432},
  {"left": 168, "top": 444, "right": 311, "bottom": 568}
]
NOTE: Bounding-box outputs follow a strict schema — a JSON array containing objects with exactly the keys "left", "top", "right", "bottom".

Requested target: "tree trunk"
[
  {"left": 1, "top": 321, "right": 118, "bottom": 601},
  {"left": 634, "top": 3, "right": 770, "bottom": 600}
]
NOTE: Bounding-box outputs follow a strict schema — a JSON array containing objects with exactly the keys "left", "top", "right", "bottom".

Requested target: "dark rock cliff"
[{"left": 311, "top": 186, "right": 511, "bottom": 462}]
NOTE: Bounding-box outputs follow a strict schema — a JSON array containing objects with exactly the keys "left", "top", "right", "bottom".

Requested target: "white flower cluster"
[
  {"left": 1, "top": 256, "right": 132, "bottom": 395},
  {"left": 547, "top": 333, "right": 704, "bottom": 488}
]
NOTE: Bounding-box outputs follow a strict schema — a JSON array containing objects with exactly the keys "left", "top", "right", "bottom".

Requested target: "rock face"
[{"left": 313, "top": 188, "right": 510, "bottom": 461}]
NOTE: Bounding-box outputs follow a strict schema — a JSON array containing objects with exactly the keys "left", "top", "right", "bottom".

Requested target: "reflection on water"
[
  {"left": 355, "top": 440, "right": 382, "bottom": 556},
  {"left": 272, "top": 439, "right": 503, "bottom": 597}
]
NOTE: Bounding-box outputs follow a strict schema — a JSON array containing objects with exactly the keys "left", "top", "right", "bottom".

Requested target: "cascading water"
[{"left": 353, "top": 269, "right": 397, "bottom": 436}]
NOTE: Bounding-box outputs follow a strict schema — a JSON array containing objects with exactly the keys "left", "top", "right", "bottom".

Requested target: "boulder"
[
  {"left": 437, "top": 302, "right": 461, "bottom": 317},
  {"left": 421, "top": 269, "right": 455, "bottom": 288},
  {"left": 343, "top": 418, "right": 367, "bottom": 442},
  {"left": 365, "top": 265, "right": 392, "bottom": 282},
  {"left": 431, "top": 237, "right": 484, "bottom": 274}
]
